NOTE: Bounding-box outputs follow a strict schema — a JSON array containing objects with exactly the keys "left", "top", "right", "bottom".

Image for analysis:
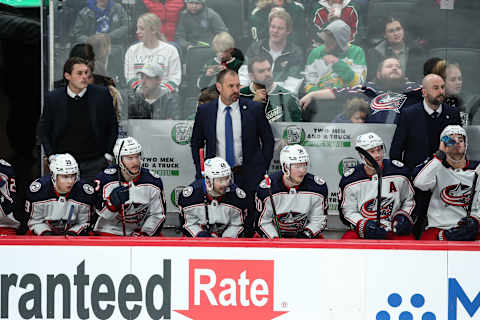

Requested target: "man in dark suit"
[
  {"left": 191, "top": 69, "right": 274, "bottom": 236},
  {"left": 39, "top": 57, "right": 118, "bottom": 182},
  {"left": 390, "top": 74, "right": 461, "bottom": 169}
]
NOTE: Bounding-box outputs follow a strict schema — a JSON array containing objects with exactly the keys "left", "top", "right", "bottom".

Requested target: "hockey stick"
[
  {"left": 117, "top": 140, "right": 127, "bottom": 236},
  {"left": 355, "top": 146, "right": 382, "bottom": 226},
  {"left": 466, "top": 166, "right": 480, "bottom": 217},
  {"left": 199, "top": 148, "right": 211, "bottom": 232},
  {"left": 264, "top": 173, "right": 282, "bottom": 238},
  {"left": 64, "top": 205, "right": 75, "bottom": 237}
]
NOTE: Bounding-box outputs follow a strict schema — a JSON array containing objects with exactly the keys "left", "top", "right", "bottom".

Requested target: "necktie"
[
  {"left": 74, "top": 95, "right": 81, "bottom": 101},
  {"left": 432, "top": 111, "right": 439, "bottom": 119},
  {"left": 225, "top": 106, "right": 235, "bottom": 167}
]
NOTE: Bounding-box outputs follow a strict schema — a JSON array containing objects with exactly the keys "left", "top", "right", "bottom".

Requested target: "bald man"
[{"left": 390, "top": 74, "right": 461, "bottom": 170}]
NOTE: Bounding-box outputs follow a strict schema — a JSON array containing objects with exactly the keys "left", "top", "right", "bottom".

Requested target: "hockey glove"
[
  {"left": 392, "top": 214, "right": 413, "bottom": 235},
  {"left": 41, "top": 231, "right": 56, "bottom": 236},
  {"left": 197, "top": 231, "right": 211, "bottom": 237},
  {"left": 109, "top": 186, "right": 129, "bottom": 208},
  {"left": 440, "top": 217, "right": 479, "bottom": 241},
  {"left": 297, "top": 229, "right": 314, "bottom": 239},
  {"left": 358, "top": 219, "right": 387, "bottom": 239}
]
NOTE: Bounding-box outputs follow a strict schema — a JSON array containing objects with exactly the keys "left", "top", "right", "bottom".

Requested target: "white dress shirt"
[
  {"left": 423, "top": 99, "right": 442, "bottom": 116},
  {"left": 216, "top": 97, "right": 243, "bottom": 166},
  {"left": 67, "top": 86, "right": 87, "bottom": 99}
]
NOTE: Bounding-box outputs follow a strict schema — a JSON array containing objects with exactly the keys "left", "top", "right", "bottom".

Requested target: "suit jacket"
[
  {"left": 390, "top": 102, "right": 461, "bottom": 169},
  {"left": 191, "top": 97, "right": 274, "bottom": 192},
  {"left": 39, "top": 84, "right": 118, "bottom": 158}
]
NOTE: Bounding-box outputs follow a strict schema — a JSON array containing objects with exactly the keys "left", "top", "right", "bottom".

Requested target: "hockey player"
[
  {"left": 256, "top": 144, "right": 328, "bottom": 239},
  {"left": 178, "top": 157, "right": 247, "bottom": 238},
  {"left": 26, "top": 154, "right": 94, "bottom": 236},
  {"left": 414, "top": 125, "right": 480, "bottom": 241},
  {"left": 0, "top": 159, "right": 19, "bottom": 235},
  {"left": 338, "top": 133, "right": 416, "bottom": 239},
  {"left": 94, "top": 137, "right": 166, "bottom": 236}
]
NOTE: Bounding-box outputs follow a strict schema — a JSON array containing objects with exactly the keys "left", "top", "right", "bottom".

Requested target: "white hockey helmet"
[
  {"left": 49, "top": 153, "right": 79, "bottom": 185},
  {"left": 204, "top": 157, "right": 231, "bottom": 180},
  {"left": 113, "top": 137, "right": 142, "bottom": 176},
  {"left": 280, "top": 144, "right": 309, "bottom": 175},
  {"left": 355, "top": 132, "right": 385, "bottom": 151},
  {"left": 440, "top": 125, "right": 467, "bottom": 142}
]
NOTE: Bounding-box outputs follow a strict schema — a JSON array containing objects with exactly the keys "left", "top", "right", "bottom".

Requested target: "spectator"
[
  {"left": 311, "top": 0, "right": 359, "bottom": 44},
  {"left": 26, "top": 154, "right": 94, "bottom": 236},
  {"left": 94, "top": 137, "right": 166, "bottom": 237},
  {"left": 178, "top": 157, "right": 246, "bottom": 238},
  {"left": 249, "top": 0, "right": 306, "bottom": 47},
  {"left": 185, "top": 87, "right": 220, "bottom": 120},
  {"left": 87, "top": 33, "right": 112, "bottom": 78},
  {"left": 124, "top": 13, "right": 181, "bottom": 88},
  {"left": 39, "top": 57, "right": 118, "bottom": 182},
  {"left": 304, "top": 19, "right": 366, "bottom": 93},
  {"left": 72, "top": 0, "right": 129, "bottom": 80},
  {"left": 134, "top": 0, "right": 185, "bottom": 42},
  {"left": 175, "top": 0, "right": 228, "bottom": 54},
  {"left": 240, "top": 55, "right": 301, "bottom": 122},
  {"left": 301, "top": 57, "right": 422, "bottom": 124},
  {"left": 366, "top": 16, "right": 426, "bottom": 82},
  {"left": 0, "top": 159, "right": 19, "bottom": 235},
  {"left": 332, "top": 96, "right": 369, "bottom": 123},
  {"left": 126, "top": 63, "right": 180, "bottom": 120},
  {"left": 197, "top": 32, "right": 244, "bottom": 90},
  {"left": 240, "top": 9, "right": 304, "bottom": 94},
  {"left": 390, "top": 74, "right": 461, "bottom": 170},
  {"left": 257, "top": 145, "right": 328, "bottom": 239},
  {"left": 338, "top": 133, "right": 415, "bottom": 240},
  {"left": 191, "top": 69, "right": 274, "bottom": 236},
  {"left": 413, "top": 126, "right": 480, "bottom": 241}
]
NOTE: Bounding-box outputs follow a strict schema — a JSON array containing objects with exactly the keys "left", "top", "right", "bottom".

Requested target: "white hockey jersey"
[
  {"left": 256, "top": 171, "right": 328, "bottom": 238},
  {"left": 413, "top": 157, "right": 480, "bottom": 229},
  {"left": 338, "top": 159, "right": 415, "bottom": 231}
]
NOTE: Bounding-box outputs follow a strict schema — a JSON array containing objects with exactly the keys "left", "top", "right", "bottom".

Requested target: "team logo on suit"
[
  {"left": 277, "top": 211, "right": 308, "bottom": 234},
  {"left": 441, "top": 183, "right": 471, "bottom": 209},
  {"left": 361, "top": 196, "right": 394, "bottom": 218},
  {"left": 370, "top": 92, "right": 407, "bottom": 114}
]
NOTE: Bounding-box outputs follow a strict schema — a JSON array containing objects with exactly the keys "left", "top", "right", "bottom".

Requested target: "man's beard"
[{"left": 376, "top": 76, "right": 405, "bottom": 91}]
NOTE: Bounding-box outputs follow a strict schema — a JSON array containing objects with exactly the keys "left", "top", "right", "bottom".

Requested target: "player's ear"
[{"left": 64, "top": 72, "right": 71, "bottom": 82}]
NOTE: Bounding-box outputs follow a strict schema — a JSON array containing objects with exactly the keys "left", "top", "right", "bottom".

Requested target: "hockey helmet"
[
  {"left": 440, "top": 125, "right": 466, "bottom": 142},
  {"left": 204, "top": 157, "right": 231, "bottom": 180},
  {"left": 355, "top": 132, "right": 385, "bottom": 151},
  {"left": 113, "top": 137, "right": 142, "bottom": 176},
  {"left": 280, "top": 144, "right": 309, "bottom": 175},
  {"left": 49, "top": 153, "right": 79, "bottom": 185}
]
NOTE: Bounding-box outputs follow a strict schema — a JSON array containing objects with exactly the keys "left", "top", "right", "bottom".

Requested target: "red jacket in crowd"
[{"left": 142, "top": 0, "right": 184, "bottom": 41}]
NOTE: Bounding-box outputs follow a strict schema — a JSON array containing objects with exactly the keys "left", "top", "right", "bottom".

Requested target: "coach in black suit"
[
  {"left": 191, "top": 69, "right": 274, "bottom": 236},
  {"left": 39, "top": 57, "right": 118, "bottom": 182},
  {"left": 390, "top": 74, "right": 461, "bottom": 169}
]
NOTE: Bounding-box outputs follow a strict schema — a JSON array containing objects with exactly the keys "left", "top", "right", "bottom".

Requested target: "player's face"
[
  {"left": 377, "top": 58, "right": 403, "bottom": 80},
  {"left": 251, "top": 60, "right": 274, "bottom": 88},
  {"left": 186, "top": 2, "right": 203, "bottom": 14},
  {"left": 384, "top": 21, "right": 404, "bottom": 45},
  {"left": 140, "top": 73, "right": 161, "bottom": 97},
  {"left": 65, "top": 64, "right": 89, "bottom": 94},
  {"left": 288, "top": 162, "right": 308, "bottom": 185},
  {"left": 423, "top": 77, "right": 445, "bottom": 106},
  {"left": 122, "top": 153, "right": 142, "bottom": 175},
  {"left": 216, "top": 73, "right": 240, "bottom": 105},
  {"left": 445, "top": 66, "right": 462, "bottom": 96},
  {"left": 213, "top": 175, "right": 231, "bottom": 195},
  {"left": 366, "top": 146, "right": 383, "bottom": 168},
  {"left": 269, "top": 17, "right": 290, "bottom": 43},
  {"left": 446, "top": 134, "right": 466, "bottom": 159},
  {"left": 55, "top": 174, "right": 76, "bottom": 194}
]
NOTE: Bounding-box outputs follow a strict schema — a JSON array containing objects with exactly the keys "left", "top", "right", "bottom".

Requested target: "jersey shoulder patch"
[
  {"left": 149, "top": 170, "right": 161, "bottom": 179},
  {"left": 259, "top": 179, "right": 268, "bottom": 189},
  {"left": 344, "top": 168, "right": 355, "bottom": 177},
  {"left": 182, "top": 186, "right": 193, "bottom": 198},
  {"left": 392, "top": 160, "right": 404, "bottom": 168},
  {"left": 236, "top": 187, "right": 246, "bottom": 199},
  {"left": 83, "top": 184, "right": 94, "bottom": 195},
  {"left": 0, "top": 159, "right": 11, "bottom": 167},
  {"left": 314, "top": 175, "right": 325, "bottom": 185},
  {"left": 104, "top": 168, "right": 117, "bottom": 175},
  {"left": 29, "top": 181, "right": 42, "bottom": 193}
]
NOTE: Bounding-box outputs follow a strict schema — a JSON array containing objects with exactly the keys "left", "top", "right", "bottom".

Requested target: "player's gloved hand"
[
  {"left": 361, "top": 220, "right": 387, "bottom": 239},
  {"left": 440, "top": 217, "right": 479, "bottom": 241},
  {"left": 392, "top": 214, "right": 413, "bottom": 235},
  {"left": 109, "top": 186, "right": 129, "bottom": 208},
  {"left": 197, "top": 231, "right": 211, "bottom": 237},
  {"left": 297, "top": 230, "right": 314, "bottom": 239},
  {"left": 41, "top": 231, "right": 56, "bottom": 236}
]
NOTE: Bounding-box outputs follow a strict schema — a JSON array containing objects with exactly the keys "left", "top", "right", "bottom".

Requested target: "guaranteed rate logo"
[{"left": 175, "top": 259, "right": 288, "bottom": 320}]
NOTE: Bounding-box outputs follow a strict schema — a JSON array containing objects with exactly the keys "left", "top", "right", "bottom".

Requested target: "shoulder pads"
[
  {"left": 29, "top": 180, "right": 42, "bottom": 193},
  {"left": 82, "top": 183, "right": 95, "bottom": 195},
  {"left": 182, "top": 186, "right": 193, "bottom": 198},
  {"left": 344, "top": 168, "right": 355, "bottom": 177},
  {"left": 104, "top": 168, "right": 117, "bottom": 175},
  {"left": 392, "top": 160, "right": 404, "bottom": 168},
  {"left": 235, "top": 187, "right": 246, "bottom": 199},
  {"left": 148, "top": 169, "right": 162, "bottom": 179},
  {"left": 0, "top": 159, "right": 11, "bottom": 167},
  {"left": 314, "top": 175, "right": 326, "bottom": 185},
  {"left": 259, "top": 179, "right": 268, "bottom": 189}
]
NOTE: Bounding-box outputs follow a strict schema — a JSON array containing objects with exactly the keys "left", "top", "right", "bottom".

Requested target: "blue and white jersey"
[
  {"left": 256, "top": 171, "right": 328, "bottom": 239},
  {"left": 94, "top": 165, "right": 166, "bottom": 236},
  {"left": 0, "top": 159, "right": 19, "bottom": 229},
  {"left": 178, "top": 179, "right": 247, "bottom": 238},
  {"left": 26, "top": 175, "right": 94, "bottom": 235},
  {"left": 338, "top": 159, "right": 415, "bottom": 231}
]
